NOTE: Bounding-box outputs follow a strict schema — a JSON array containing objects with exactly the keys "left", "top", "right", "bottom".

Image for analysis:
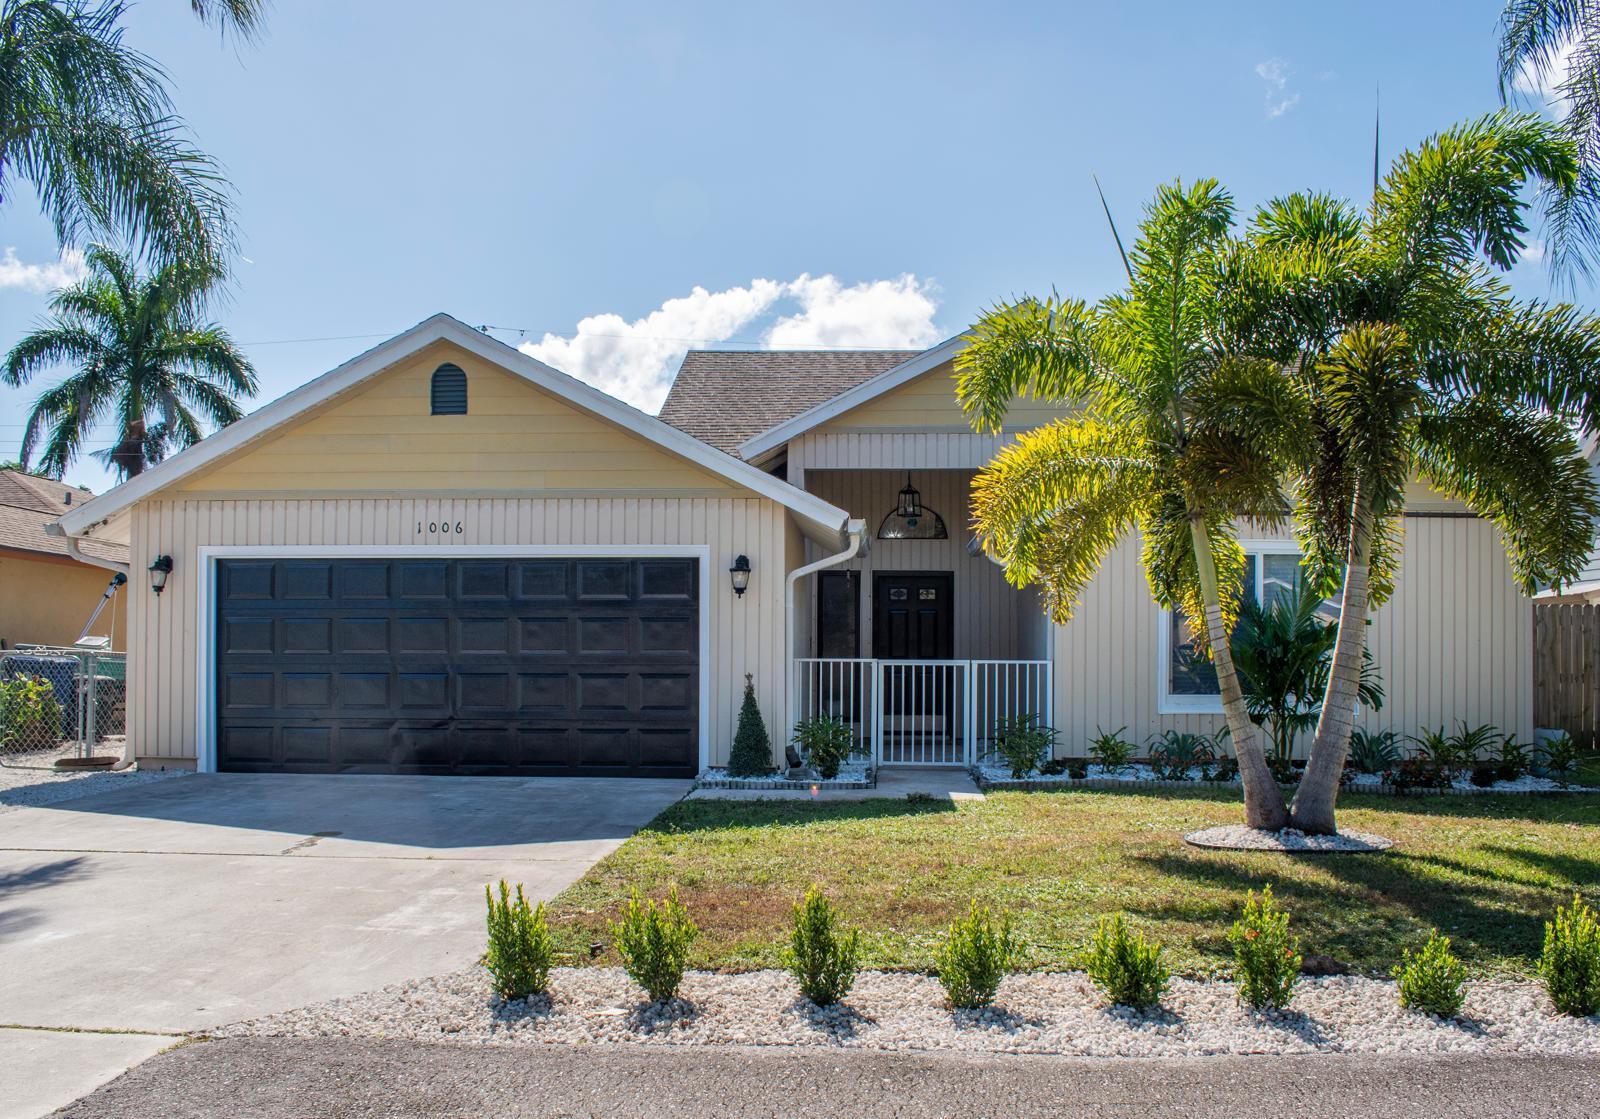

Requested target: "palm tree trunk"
[
  {"left": 1189, "top": 517, "right": 1289, "bottom": 830},
  {"left": 1290, "top": 494, "right": 1374, "bottom": 835}
]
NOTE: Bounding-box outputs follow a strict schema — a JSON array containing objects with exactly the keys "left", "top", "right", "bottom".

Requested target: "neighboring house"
[
  {"left": 0, "top": 469, "right": 128, "bottom": 650},
  {"left": 49, "top": 314, "right": 1533, "bottom": 775}
]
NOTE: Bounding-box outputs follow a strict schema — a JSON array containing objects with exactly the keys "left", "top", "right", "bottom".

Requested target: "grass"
[{"left": 546, "top": 787, "right": 1600, "bottom": 980}]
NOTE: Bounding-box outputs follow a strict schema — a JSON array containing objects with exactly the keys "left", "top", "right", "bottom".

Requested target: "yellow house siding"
[
  {"left": 1049, "top": 516, "right": 1534, "bottom": 753},
  {"left": 0, "top": 551, "right": 128, "bottom": 650},
  {"left": 126, "top": 495, "right": 790, "bottom": 768},
  {"left": 817, "top": 359, "right": 1066, "bottom": 433},
  {"left": 178, "top": 342, "right": 739, "bottom": 496}
]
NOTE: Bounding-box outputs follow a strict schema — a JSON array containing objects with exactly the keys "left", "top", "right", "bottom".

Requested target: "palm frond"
[{"left": 956, "top": 296, "right": 1101, "bottom": 433}]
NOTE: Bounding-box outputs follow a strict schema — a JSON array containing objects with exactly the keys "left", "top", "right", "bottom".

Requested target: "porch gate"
[{"left": 792, "top": 658, "right": 1052, "bottom": 768}]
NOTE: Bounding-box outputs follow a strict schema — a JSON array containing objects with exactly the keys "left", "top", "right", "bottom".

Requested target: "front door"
[{"left": 872, "top": 572, "right": 953, "bottom": 660}]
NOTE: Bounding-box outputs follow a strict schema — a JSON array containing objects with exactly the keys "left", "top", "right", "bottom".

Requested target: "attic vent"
[{"left": 430, "top": 363, "right": 468, "bottom": 415}]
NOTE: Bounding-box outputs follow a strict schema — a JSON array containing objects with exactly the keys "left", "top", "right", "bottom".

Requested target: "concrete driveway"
[{"left": 0, "top": 773, "right": 688, "bottom": 1117}]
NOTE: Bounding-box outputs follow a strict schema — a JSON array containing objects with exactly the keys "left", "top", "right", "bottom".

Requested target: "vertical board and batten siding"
[
  {"left": 125, "top": 496, "right": 791, "bottom": 767},
  {"left": 1051, "top": 516, "right": 1534, "bottom": 753},
  {"left": 799, "top": 470, "right": 1043, "bottom": 660}
]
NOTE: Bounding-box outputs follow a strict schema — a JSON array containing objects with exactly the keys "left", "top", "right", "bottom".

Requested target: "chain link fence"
[{"left": 0, "top": 648, "right": 127, "bottom": 769}]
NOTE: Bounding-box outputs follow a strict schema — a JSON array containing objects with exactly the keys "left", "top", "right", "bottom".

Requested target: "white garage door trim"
[{"left": 194, "top": 544, "right": 713, "bottom": 775}]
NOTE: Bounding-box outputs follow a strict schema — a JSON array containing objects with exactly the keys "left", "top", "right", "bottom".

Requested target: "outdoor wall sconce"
[
  {"left": 729, "top": 554, "right": 751, "bottom": 597},
  {"left": 148, "top": 554, "right": 173, "bottom": 595}
]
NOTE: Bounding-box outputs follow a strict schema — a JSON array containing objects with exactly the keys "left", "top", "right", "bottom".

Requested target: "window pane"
[
  {"left": 1169, "top": 609, "right": 1220, "bottom": 695},
  {"left": 1262, "top": 553, "right": 1299, "bottom": 609}
]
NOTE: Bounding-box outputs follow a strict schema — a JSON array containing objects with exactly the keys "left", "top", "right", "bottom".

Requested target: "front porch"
[{"left": 790, "top": 469, "right": 1053, "bottom": 768}]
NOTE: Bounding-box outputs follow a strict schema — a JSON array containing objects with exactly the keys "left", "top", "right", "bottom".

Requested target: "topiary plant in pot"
[{"left": 726, "top": 674, "right": 774, "bottom": 777}]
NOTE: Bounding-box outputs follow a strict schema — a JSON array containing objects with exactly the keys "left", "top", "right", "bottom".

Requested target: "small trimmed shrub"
[
  {"left": 1539, "top": 894, "right": 1600, "bottom": 1017},
  {"left": 936, "top": 901, "right": 1020, "bottom": 1009},
  {"left": 1348, "top": 728, "right": 1403, "bottom": 775},
  {"left": 787, "top": 886, "right": 861, "bottom": 1007},
  {"left": 1538, "top": 732, "right": 1583, "bottom": 787},
  {"left": 1147, "top": 730, "right": 1215, "bottom": 781},
  {"left": 484, "top": 880, "right": 554, "bottom": 1000},
  {"left": 611, "top": 887, "right": 699, "bottom": 1002},
  {"left": 1083, "top": 915, "right": 1169, "bottom": 1009},
  {"left": 1038, "top": 756, "right": 1070, "bottom": 777},
  {"left": 793, "top": 714, "right": 854, "bottom": 779},
  {"left": 0, "top": 674, "right": 62, "bottom": 750},
  {"left": 1393, "top": 930, "right": 1467, "bottom": 1018},
  {"left": 1389, "top": 755, "right": 1450, "bottom": 792},
  {"left": 990, "top": 714, "right": 1057, "bottom": 779},
  {"left": 727, "top": 674, "right": 774, "bottom": 777},
  {"left": 1208, "top": 756, "right": 1240, "bottom": 783},
  {"left": 1088, "top": 726, "right": 1136, "bottom": 773},
  {"left": 1065, "top": 759, "right": 1089, "bottom": 780},
  {"left": 1227, "top": 886, "right": 1302, "bottom": 1010}
]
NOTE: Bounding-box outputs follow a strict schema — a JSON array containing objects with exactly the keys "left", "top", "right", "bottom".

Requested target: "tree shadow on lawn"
[
  {"left": 639, "top": 795, "right": 957, "bottom": 837},
  {"left": 1477, "top": 844, "right": 1600, "bottom": 893},
  {"left": 1127, "top": 848, "right": 1555, "bottom": 973}
]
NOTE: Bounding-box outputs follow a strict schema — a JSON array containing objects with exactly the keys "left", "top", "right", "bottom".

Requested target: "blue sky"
[{"left": 0, "top": 0, "right": 1573, "bottom": 490}]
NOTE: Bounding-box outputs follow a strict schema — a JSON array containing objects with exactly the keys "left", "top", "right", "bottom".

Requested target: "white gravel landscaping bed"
[
  {"left": 211, "top": 966, "right": 1600, "bottom": 1058},
  {"left": 0, "top": 763, "right": 186, "bottom": 813},
  {"left": 697, "top": 760, "right": 874, "bottom": 789},
  {"left": 977, "top": 762, "right": 1593, "bottom": 795}
]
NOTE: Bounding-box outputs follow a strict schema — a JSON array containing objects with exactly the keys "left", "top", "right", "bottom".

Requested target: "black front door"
[{"left": 872, "top": 572, "right": 953, "bottom": 660}]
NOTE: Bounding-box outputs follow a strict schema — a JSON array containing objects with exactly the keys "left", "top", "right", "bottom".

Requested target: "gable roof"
[
  {"left": 658, "top": 349, "right": 917, "bottom": 455},
  {"left": 0, "top": 469, "right": 126, "bottom": 564},
  {"left": 736, "top": 334, "right": 970, "bottom": 460},
  {"left": 53, "top": 314, "right": 855, "bottom": 547}
]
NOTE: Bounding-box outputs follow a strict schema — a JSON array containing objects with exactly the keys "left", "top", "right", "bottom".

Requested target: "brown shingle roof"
[
  {"left": 657, "top": 349, "right": 917, "bottom": 455},
  {"left": 0, "top": 469, "right": 126, "bottom": 564}
]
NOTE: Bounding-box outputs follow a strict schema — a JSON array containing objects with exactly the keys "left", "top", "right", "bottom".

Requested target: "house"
[
  {"left": 48, "top": 314, "right": 1532, "bottom": 775},
  {"left": 0, "top": 468, "right": 127, "bottom": 650}
]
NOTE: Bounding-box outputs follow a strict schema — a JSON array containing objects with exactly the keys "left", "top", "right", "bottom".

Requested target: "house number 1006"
[{"left": 416, "top": 520, "right": 464, "bottom": 535}]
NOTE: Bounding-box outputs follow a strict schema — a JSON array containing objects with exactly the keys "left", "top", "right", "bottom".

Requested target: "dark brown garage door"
[{"left": 214, "top": 557, "right": 699, "bottom": 777}]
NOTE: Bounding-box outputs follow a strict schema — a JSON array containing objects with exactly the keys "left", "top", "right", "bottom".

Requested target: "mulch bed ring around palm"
[{"left": 1183, "top": 825, "right": 1394, "bottom": 853}]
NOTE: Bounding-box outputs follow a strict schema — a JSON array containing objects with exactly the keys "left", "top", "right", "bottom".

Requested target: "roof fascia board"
[
  {"left": 736, "top": 333, "right": 970, "bottom": 460},
  {"left": 56, "top": 314, "right": 851, "bottom": 545}
]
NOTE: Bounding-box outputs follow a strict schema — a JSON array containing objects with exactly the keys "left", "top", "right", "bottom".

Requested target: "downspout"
[
  {"left": 45, "top": 524, "right": 136, "bottom": 770},
  {"left": 785, "top": 518, "right": 868, "bottom": 751}
]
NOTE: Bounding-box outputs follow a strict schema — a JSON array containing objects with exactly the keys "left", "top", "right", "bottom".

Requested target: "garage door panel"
[{"left": 217, "top": 557, "right": 698, "bottom": 776}]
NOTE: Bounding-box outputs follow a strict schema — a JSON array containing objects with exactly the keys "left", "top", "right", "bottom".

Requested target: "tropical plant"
[
  {"left": 0, "top": 0, "right": 234, "bottom": 272},
  {"left": 1393, "top": 930, "right": 1467, "bottom": 1018},
  {"left": 1088, "top": 726, "right": 1136, "bottom": 773},
  {"left": 1228, "top": 886, "right": 1302, "bottom": 1010},
  {"left": 1494, "top": 733, "right": 1533, "bottom": 779},
  {"left": 1498, "top": 1, "right": 1600, "bottom": 280},
  {"left": 956, "top": 180, "right": 1311, "bottom": 829},
  {"left": 787, "top": 886, "right": 861, "bottom": 1007},
  {"left": 792, "top": 713, "right": 853, "bottom": 779},
  {"left": 727, "top": 674, "right": 773, "bottom": 777},
  {"left": 1347, "top": 727, "right": 1403, "bottom": 775},
  {"left": 989, "top": 713, "right": 1057, "bottom": 778},
  {"left": 1235, "top": 112, "right": 1600, "bottom": 834},
  {"left": 0, "top": 674, "right": 63, "bottom": 750},
  {"left": 3, "top": 245, "right": 254, "bottom": 478},
  {"left": 610, "top": 887, "right": 698, "bottom": 1003},
  {"left": 1539, "top": 893, "right": 1600, "bottom": 1017},
  {"left": 483, "top": 880, "right": 554, "bottom": 1001},
  {"left": 936, "top": 900, "right": 1020, "bottom": 1010},
  {"left": 1082, "top": 914, "right": 1169, "bottom": 1010},
  {"left": 1537, "top": 731, "right": 1584, "bottom": 786},
  {"left": 189, "top": 0, "right": 269, "bottom": 39},
  {"left": 1231, "top": 580, "right": 1383, "bottom": 765},
  {"left": 1147, "top": 729, "right": 1216, "bottom": 781}
]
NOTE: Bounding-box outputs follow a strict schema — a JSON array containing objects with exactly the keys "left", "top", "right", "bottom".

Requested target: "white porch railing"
[{"left": 791, "top": 658, "right": 1051, "bottom": 768}]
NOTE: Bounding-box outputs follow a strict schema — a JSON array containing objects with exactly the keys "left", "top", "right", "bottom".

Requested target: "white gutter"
[
  {"left": 785, "top": 518, "right": 868, "bottom": 740},
  {"left": 44, "top": 523, "right": 136, "bottom": 769}
]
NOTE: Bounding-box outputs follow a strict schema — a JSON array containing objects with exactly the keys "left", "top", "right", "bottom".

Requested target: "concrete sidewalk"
[{"left": 53, "top": 1037, "right": 1600, "bottom": 1118}]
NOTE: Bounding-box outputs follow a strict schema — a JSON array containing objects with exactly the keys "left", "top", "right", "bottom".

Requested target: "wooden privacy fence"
[{"left": 1534, "top": 603, "right": 1600, "bottom": 747}]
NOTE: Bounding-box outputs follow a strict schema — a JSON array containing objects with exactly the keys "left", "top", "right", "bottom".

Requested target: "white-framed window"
[{"left": 1155, "top": 541, "right": 1311, "bottom": 715}]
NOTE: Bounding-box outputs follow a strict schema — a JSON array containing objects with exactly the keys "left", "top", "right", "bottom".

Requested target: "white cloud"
[
  {"left": 520, "top": 273, "right": 942, "bottom": 411},
  {"left": 1512, "top": 36, "right": 1577, "bottom": 117},
  {"left": 1255, "top": 58, "right": 1301, "bottom": 119},
  {"left": 1523, "top": 237, "right": 1547, "bottom": 264},
  {"left": 0, "top": 246, "right": 86, "bottom": 293}
]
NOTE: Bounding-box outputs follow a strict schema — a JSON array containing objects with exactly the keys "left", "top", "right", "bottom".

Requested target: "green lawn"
[{"left": 546, "top": 787, "right": 1600, "bottom": 979}]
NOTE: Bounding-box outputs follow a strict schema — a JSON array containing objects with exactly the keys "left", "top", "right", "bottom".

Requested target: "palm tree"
[
  {"left": 0, "top": 0, "right": 233, "bottom": 272},
  {"left": 1236, "top": 111, "right": 1600, "bottom": 834},
  {"left": 2, "top": 243, "right": 257, "bottom": 479},
  {"left": 1498, "top": 1, "right": 1600, "bottom": 280},
  {"left": 956, "top": 180, "right": 1310, "bottom": 831},
  {"left": 188, "top": 0, "right": 269, "bottom": 39}
]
